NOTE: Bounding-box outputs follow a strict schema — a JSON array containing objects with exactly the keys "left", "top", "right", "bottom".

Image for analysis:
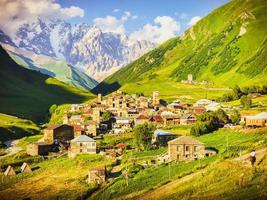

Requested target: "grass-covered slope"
[
  {"left": 0, "top": 113, "right": 40, "bottom": 142},
  {"left": 0, "top": 45, "right": 94, "bottom": 122},
  {"left": 94, "top": 0, "right": 267, "bottom": 98},
  {"left": 3, "top": 44, "right": 98, "bottom": 90}
]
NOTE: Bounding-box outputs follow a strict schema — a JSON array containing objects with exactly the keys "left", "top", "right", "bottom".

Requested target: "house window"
[
  {"left": 80, "top": 149, "right": 83, "bottom": 153},
  {"left": 185, "top": 146, "right": 189, "bottom": 151},
  {"left": 176, "top": 145, "right": 180, "bottom": 151},
  {"left": 80, "top": 143, "right": 83, "bottom": 147},
  {"left": 92, "top": 143, "right": 95, "bottom": 147},
  {"left": 194, "top": 146, "right": 197, "bottom": 152}
]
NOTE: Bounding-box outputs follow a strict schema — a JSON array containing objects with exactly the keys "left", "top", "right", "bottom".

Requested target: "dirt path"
[
  {"left": 0, "top": 139, "right": 22, "bottom": 159},
  {"left": 234, "top": 147, "right": 267, "bottom": 167}
]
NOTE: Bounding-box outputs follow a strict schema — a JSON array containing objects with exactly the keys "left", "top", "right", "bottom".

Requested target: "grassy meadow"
[
  {"left": 0, "top": 113, "right": 40, "bottom": 142},
  {"left": 90, "top": 128, "right": 267, "bottom": 199},
  {"left": 0, "top": 153, "right": 115, "bottom": 200}
]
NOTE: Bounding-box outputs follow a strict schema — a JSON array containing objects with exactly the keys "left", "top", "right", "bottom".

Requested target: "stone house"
[
  {"left": 161, "top": 111, "right": 180, "bottom": 126},
  {"left": 73, "top": 125, "right": 85, "bottom": 137},
  {"left": 69, "top": 115, "right": 84, "bottom": 125},
  {"left": 43, "top": 124, "right": 74, "bottom": 143},
  {"left": 168, "top": 136, "right": 205, "bottom": 161},
  {"left": 113, "top": 117, "right": 133, "bottom": 129},
  {"left": 135, "top": 114, "right": 149, "bottom": 125},
  {"left": 85, "top": 120, "right": 99, "bottom": 136},
  {"left": 27, "top": 142, "right": 55, "bottom": 156},
  {"left": 191, "top": 106, "right": 206, "bottom": 115},
  {"left": 68, "top": 135, "right": 96, "bottom": 158},
  {"left": 180, "top": 114, "right": 196, "bottom": 125},
  {"left": 152, "top": 129, "right": 178, "bottom": 146},
  {"left": 244, "top": 112, "right": 267, "bottom": 127}
]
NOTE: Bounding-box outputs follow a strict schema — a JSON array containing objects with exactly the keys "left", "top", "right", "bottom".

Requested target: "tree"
[
  {"left": 240, "top": 95, "right": 252, "bottom": 109},
  {"left": 49, "top": 104, "right": 57, "bottom": 115},
  {"left": 133, "top": 123, "right": 155, "bottom": 150},
  {"left": 190, "top": 122, "right": 208, "bottom": 136},
  {"left": 102, "top": 111, "right": 112, "bottom": 121},
  {"left": 230, "top": 109, "right": 240, "bottom": 125}
]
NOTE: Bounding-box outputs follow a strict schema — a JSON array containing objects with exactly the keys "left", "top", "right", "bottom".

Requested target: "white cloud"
[
  {"left": 132, "top": 15, "right": 138, "bottom": 20},
  {"left": 113, "top": 8, "right": 120, "bottom": 13},
  {"left": 130, "top": 16, "right": 180, "bottom": 44},
  {"left": 93, "top": 15, "right": 125, "bottom": 34},
  {"left": 0, "top": 0, "right": 84, "bottom": 38},
  {"left": 187, "top": 16, "right": 201, "bottom": 26},
  {"left": 93, "top": 11, "right": 137, "bottom": 34}
]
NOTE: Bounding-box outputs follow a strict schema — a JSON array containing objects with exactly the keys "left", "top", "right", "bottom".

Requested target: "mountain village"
[
  {"left": 6, "top": 75, "right": 262, "bottom": 185},
  {"left": 0, "top": 0, "right": 267, "bottom": 199}
]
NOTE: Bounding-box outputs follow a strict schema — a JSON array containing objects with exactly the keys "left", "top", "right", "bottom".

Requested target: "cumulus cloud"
[
  {"left": 187, "top": 16, "right": 201, "bottom": 26},
  {"left": 93, "top": 15, "right": 126, "bottom": 34},
  {"left": 0, "top": 0, "right": 84, "bottom": 38},
  {"left": 93, "top": 11, "right": 137, "bottom": 34},
  {"left": 130, "top": 16, "right": 180, "bottom": 44}
]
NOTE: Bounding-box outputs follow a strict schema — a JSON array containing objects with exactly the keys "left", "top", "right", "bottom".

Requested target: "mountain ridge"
[{"left": 4, "top": 19, "right": 155, "bottom": 81}]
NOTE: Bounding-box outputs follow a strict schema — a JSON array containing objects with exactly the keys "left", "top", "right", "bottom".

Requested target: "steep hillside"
[
  {"left": 2, "top": 44, "right": 98, "bottom": 90},
  {"left": 94, "top": 0, "right": 267, "bottom": 99},
  {"left": 0, "top": 113, "right": 39, "bottom": 142},
  {"left": 0, "top": 45, "right": 94, "bottom": 122}
]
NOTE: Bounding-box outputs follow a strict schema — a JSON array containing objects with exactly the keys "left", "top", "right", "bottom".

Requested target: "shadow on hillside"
[
  {"left": 91, "top": 81, "right": 121, "bottom": 96},
  {"left": 11, "top": 52, "right": 56, "bottom": 77},
  {"left": 0, "top": 45, "right": 92, "bottom": 124},
  {"left": 0, "top": 127, "right": 39, "bottom": 142}
]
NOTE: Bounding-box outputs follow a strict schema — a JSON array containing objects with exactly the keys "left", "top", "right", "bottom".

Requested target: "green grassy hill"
[
  {"left": 0, "top": 45, "right": 94, "bottom": 123},
  {"left": 3, "top": 45, "right": 98, "bottom": 90},
  {"left": 94, "top": 0, "right": 267, "bottom": 100},
  {"left": 0, "top": 113, "right": 40, "bottom": 142}
]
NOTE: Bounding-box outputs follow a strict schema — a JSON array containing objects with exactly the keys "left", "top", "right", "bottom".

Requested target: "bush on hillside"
[
  {"left": 133, "top": 122, "right": 156, "bottom": 150},
  {"left": 190, "top": 109, "right": 229, "bottom": 136},
  {"left": 230, "top": 109, "right": 241, "bottom": 125},
  {"left": 240, "top": 95, "right": 252, "bottom": 109}
]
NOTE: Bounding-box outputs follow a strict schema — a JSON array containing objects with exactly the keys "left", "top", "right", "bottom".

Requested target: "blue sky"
[
  {"left": 0, "top": 0, "right": 229, "bottom": 44},
  {"left": 59, "top": 0, "right": 229, "bottom": 34}
]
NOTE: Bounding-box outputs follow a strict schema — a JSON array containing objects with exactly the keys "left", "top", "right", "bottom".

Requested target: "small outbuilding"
[
  {"left": 88, "top": 167, "right": 106, "bottom": 184},
  {"left": 152, "top": 129, "right": 178, "bottom": 146},
  {"left": 4, "top": 165, "right": 16, "bottom": 176},
  {"left": 21, "top": 162, "right": 32, "bottom": 173}
]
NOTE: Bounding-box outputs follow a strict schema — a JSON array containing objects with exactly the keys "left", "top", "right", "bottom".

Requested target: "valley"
[{"left": 0, "top": 0, "right": 267, "bottom": 199}]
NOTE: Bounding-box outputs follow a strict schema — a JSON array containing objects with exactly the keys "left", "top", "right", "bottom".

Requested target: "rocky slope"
[{"left": 8, "top": 19, "right": 155, "bottom": 80}]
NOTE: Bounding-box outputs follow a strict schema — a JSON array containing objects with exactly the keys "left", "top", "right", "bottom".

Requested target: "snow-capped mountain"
[{"left": 11, "top": 19, "right": 155, "bottom": 81}]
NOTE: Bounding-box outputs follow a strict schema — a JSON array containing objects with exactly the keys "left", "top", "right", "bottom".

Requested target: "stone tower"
[
  {"left": 92, "top": 109, "right": 101, "bottom": 124},
  {"left": 152, "top": 91, "right": 160, "bottom": 106},
  {"left": 97, "top": 93, "right": 102, "bottom": 103},
  {"left": 188, "top": 74, "right": 193, "bottom": 82},
  {"left": 63, "top": 114, "right": 69, "bottom": 124}
]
